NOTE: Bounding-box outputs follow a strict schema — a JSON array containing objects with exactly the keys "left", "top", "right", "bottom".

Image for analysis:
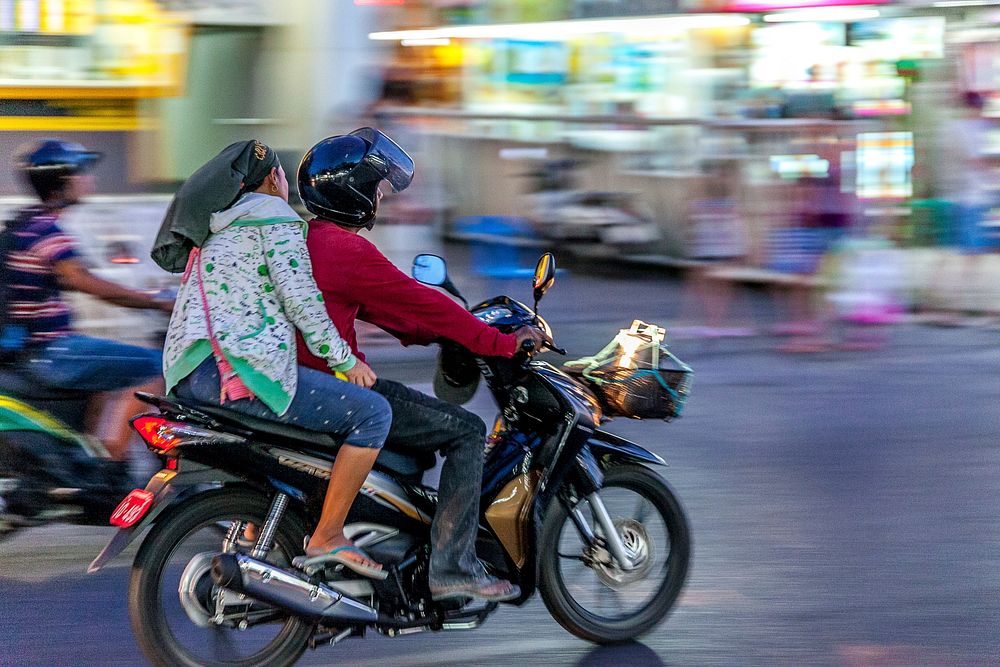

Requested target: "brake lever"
[{"left": 549, "top": 345, "right": 567, "bottom": 356}]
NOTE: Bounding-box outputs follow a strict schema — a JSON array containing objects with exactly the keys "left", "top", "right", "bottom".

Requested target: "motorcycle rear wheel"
[
  {"left": 538, "top": 464, "right": 690, "bottom": 644},
  {"left": 128, "top": 488, "right": 312, "bottom": 667}
]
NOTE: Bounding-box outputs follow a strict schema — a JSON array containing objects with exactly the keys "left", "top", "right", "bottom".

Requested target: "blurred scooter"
[
  {"left": 523, "top": 159, "right": 660, "bottom": 254},
  {"left": 0, "top": 287, "right": 174, "bottom": 541}
]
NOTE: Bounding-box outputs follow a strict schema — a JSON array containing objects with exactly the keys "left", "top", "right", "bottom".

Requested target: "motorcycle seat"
[
  {"left": 171, "top": 398, "right": 344, "bottom": 449},
  {"left": 144, "top": 394, "right": 435, "bottom": 478},
  {"left": 0, "top": 365, "right": 91, "bottom": 400}
]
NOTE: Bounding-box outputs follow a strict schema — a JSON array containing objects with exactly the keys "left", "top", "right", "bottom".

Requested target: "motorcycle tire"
[
  {"left": 128, "top": 487, "right": 312, "bottom": 667},
  {"left": 538, "top": 464, "right": 691, "bottom": 644}
]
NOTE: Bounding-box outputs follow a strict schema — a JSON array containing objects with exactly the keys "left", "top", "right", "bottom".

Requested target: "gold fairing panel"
[{"left": 485, "top": 471, "right": 540, "bottom": 570}]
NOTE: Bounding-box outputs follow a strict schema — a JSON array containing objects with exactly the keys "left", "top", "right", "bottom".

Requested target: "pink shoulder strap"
[{"left": 185, "top": 247, "right": 254, "bottom": 404}]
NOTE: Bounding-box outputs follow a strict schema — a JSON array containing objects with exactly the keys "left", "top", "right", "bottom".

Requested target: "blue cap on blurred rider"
[
  {"left": 17, "top": 139, "right": 102, "bottom": 203},
  {"left": 297, "top": 128, "right": 414, "bottom": 231}
]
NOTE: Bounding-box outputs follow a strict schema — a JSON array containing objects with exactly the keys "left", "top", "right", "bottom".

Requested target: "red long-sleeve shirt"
[{"left": 297, "top": 220, "right": 516, "bottom": 372}]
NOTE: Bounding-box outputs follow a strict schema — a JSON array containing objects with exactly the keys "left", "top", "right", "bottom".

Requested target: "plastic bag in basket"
[{"left": 564, "top": 320, "right": 692, "bottom": 420}]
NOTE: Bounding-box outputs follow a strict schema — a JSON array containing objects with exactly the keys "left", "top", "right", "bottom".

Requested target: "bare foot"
[{"left": 306, "top": 533, "right": 382, "bottom": 571}]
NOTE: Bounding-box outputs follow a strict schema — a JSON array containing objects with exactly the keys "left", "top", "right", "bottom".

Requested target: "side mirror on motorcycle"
[
  {"left": 412, "top": 254, "right": 469, "bottom": 308},
  {"left": 532, "top": 253, "right": 556, "bottom": 314}
]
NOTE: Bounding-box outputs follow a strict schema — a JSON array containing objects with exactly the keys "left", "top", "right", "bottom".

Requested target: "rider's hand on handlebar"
[
  {"left": 344, "top": 360, "right": 377, "bottom": 388},
  {"left": 514, "top": 325, "right": 552, "bottom": 353}
]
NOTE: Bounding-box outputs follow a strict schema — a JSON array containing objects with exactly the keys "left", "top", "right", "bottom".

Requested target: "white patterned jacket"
[{"left": 163, "top": 193, "right": 356, "bottom": 415}]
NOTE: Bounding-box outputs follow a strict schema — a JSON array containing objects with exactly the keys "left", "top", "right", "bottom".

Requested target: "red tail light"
[
  {"left": 131, "top": 414, "right": 245, "bottom": 454},
  {"left": 132, "top": 415, "right": 181, "bottom": 452}
]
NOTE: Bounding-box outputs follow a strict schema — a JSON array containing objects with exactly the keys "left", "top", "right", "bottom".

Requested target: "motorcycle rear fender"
[
  {"left": 587, "top": 429, "right": 666, "bottom": 467},
  {"left": 87, "top": 461, "right": 240, "bottom": 573}
]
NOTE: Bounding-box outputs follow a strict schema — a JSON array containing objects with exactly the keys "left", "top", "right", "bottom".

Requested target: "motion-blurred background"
[
  {"left": 2, "top": 0, "right": 999, "bottom": 341},
  {"left": 4, "top": 4, "right": 1000, "bottom": 665}
]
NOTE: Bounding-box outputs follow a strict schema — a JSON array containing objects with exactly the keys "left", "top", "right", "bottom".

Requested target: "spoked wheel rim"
[
  {"left": 555, "top": 487, "right": 673, "bottom": 622},
  {"left": 152, "top": 516, "right": 300, "bottom": 666}
]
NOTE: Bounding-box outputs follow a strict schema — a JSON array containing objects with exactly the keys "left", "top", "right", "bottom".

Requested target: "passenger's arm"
[
  {"left": 54, "top": 258, "right": 172, "bottom": 311},
  {"left": 260, "top": 223, "right": 359, "bottom": 374}
]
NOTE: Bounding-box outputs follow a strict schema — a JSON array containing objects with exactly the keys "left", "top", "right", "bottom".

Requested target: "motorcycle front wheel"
[
  {"left": 128, "top": 488, "right": 312, "bottom": 667},
  {"left": 538, "top": 464, "right": 691, "bottom": 644}
]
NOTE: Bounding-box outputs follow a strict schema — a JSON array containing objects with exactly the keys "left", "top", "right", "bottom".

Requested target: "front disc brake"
[{"left": 594, "top": 518, "right": 654, "bottom": 589}]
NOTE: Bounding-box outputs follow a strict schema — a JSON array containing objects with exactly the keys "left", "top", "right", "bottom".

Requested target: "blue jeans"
[
  {"left": 372, "top": 379, "right": 489, "bottom": 588},
  {"left": 23, "top": 334, "right": 161, "bottom": 392},
  {"left": 173, "top": 357, "right": 390, "bottom": 449}
]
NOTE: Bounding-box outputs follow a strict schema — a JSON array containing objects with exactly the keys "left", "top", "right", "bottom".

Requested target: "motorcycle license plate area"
[{"left": 109, "top": 489, "right": 155, "bottom": 527}]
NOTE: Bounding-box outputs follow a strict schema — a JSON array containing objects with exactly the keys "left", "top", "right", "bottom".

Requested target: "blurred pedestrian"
[
  {"left": 825, "top": 223, "right": 907, "bottom": 350},
  {"left": 768, "top": 164, "right": 853, "bottom": 352},
  {"left": 931, "top": 91, "right": 1000, "bottom": 323},
  {"left": 0, "top": 140, "right": 171, "bottom": 460},
  {"left": 677, "top": 159, "right": 754, "bottom": 338}
]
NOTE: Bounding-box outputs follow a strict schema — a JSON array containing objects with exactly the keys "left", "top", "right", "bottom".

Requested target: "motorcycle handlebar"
[{"left": 519, "top": 337, "right": 567, "bottom": 357}]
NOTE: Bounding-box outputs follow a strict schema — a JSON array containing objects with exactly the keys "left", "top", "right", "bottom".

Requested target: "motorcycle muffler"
[{"left": 211, "top": 553, "right": 378, "bottom": 624}]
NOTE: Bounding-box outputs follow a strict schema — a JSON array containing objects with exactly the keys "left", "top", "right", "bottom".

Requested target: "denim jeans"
[
  {"left": 23, "top": 334, "right": 161, "bottom": 392},
  {"left": 174, "top": 357, "right": 391, "bottom": 449},
  {"left": 372, "top": 379, "right": 488, "bottom": 587}
]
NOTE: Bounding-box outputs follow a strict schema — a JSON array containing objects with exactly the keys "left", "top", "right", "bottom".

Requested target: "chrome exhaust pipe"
[{"left": 211, "top": 553, "right": 378, "bottom": 624}]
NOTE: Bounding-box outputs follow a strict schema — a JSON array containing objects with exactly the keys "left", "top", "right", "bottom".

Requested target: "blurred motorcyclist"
[
  {"left": 0, "top": 140, "right": 173, "bottom": 460},
  {"left": 296, "top": 128, "right": 547, "bottom": 602}
]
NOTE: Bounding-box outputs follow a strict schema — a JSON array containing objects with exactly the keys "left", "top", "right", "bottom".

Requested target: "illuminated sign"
[{"left": 856, "top": 132, "right": 913, "bottom": 199}]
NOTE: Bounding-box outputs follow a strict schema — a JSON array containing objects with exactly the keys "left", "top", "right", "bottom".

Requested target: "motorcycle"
[
  {"left": 0, "top": 289, "right": 175, "bottom": 539},
  {"left": 0, "top": 362, "right": 132, "bottom": 536},
  {"left": 89, "top": 253, "right": 691, "bottom": 667}
]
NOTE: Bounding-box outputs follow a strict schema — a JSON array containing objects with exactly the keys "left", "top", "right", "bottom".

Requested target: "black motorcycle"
[{"left": 89, "top": 253, "right": 691, "bottom": 667}]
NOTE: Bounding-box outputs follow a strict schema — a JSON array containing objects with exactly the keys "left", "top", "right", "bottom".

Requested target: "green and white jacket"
[{"left": 163, "top": 193, "right": 356, "bottom": 415}]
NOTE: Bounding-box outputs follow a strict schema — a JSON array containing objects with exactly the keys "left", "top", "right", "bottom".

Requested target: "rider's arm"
[
  {"left": 347, "top": 246, "right": 518, "bottom": 358},
  {"left": 260, "top": 223, "right": 357, "bottom": 373},
  {"left": 54, "top": 258, "right": 171, "bottom": 311}
]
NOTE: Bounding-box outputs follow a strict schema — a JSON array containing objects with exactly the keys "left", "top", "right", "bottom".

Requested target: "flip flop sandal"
[{"left": 293, "top": 546, "right": 388, "bottom": 581}]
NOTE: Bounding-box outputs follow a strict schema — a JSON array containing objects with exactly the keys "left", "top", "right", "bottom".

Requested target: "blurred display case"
[{"left": 0, "top": 0, "right": 189, "bottom": 131}]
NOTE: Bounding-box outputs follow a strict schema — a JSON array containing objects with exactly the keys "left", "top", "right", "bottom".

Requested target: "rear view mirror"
[
  {"left": 412, "top": 253, "right": 469, "bottom": 308},
  {"left": 533, "top": 253, "right": 555, "bottom": 303},
  {"left": 412, "top": 254, "right": 448, "bottom": 286}
]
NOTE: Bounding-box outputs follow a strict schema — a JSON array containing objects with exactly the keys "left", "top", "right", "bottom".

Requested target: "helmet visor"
[{"left": 350, "top": 127, "right": 414, "bottom": 193}]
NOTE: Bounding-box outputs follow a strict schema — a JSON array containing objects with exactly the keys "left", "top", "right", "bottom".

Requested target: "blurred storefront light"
[
  {"left": 932, "top": 0, "right": 1000, "bottom": 6},
  {"left": 762, "top": 7, "right": 882, "bottom": 21},
  {"left": 401, "top": 38, "right": 452, "bottom": 46},
  {"left": 369, "top": 14, "right": 751, "bottom": 42}
]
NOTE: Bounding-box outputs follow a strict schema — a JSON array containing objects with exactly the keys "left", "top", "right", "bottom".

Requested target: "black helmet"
[
  {"left": 17, "top": 139, "right": 102, "bottom": 203},
  {"left": 297, "top": 128, "right": 414, "bottom": 230}
]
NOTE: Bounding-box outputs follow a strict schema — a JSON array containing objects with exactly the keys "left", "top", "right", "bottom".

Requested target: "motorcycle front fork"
[{"left": 568, "top": 492, "right": 636, "bottom": 571}]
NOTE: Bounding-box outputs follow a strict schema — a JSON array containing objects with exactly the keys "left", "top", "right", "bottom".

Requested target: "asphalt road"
[{"left": 3, "top": 256, "right": 1000, "bottom": 666}]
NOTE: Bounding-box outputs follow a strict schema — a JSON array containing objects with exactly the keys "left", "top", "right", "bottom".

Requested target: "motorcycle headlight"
[{"left": 474, "top": 306, "right": 513, "bottom": 324}]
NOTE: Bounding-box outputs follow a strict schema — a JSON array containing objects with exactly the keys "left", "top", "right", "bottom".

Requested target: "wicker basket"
[{"left": 565, "top": 320, "right": 692, "bottom": 421}]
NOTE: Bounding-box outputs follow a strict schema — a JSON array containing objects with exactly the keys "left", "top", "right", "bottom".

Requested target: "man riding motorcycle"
[
  {"left": 0, "top": 140, "right": 173, "bottom": 461},
  {"left": 295, "top": 128, "right": 548, "bottom": 602}
]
